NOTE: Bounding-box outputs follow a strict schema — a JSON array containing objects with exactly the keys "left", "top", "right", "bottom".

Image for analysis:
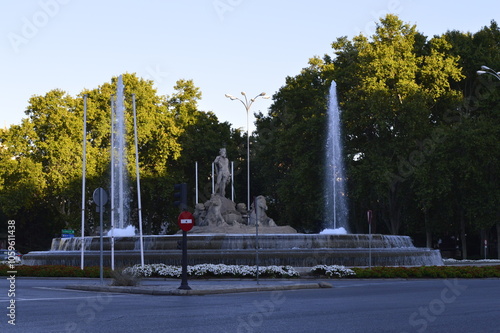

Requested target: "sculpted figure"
[
  {"left": 248, "top": 195, "right": 277, "bottom": 227},
  {"left": 204, "top": 194, "right": 227, "bottom": 226},
  {"left": 213, "top": 148, "right": 230, "bottom": 198},
  {"left": 193, "top": 203, "right": 207, "bottom": 226}
]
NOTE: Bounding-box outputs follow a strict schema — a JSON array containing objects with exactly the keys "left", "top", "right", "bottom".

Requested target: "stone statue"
[
  {"left": 193, "top": 203, "right": 207, "bottom": 226},
  {"left": 180, "top": 148, "right": 296, "bottom": 234},
  {"left": 203, "top": 194, "right": 227, "bottom": 226},
  {"left": 249, "top": 195, "right": 276, "bottom": 227},
  {"left": 213, "top": 148, "right": 230, "bottom": 198}
]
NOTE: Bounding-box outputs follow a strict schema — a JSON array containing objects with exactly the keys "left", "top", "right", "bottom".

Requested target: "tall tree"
[
  {"left": 332, "top": 14, "right": 463, "bottom": 236},
  {"left": 0, "top": 74, "right": 226, "bottom": 246},
  {"left": 254, "top": 56, "right": 334, "bottom": 232},
  {"left": 442, "top": 21, "right": 500, "bottom": 258}
]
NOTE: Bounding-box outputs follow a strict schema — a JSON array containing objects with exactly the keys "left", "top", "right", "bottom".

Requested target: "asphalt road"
[{"left": 0, "top": 277, "right": 499, "bottom": 333}]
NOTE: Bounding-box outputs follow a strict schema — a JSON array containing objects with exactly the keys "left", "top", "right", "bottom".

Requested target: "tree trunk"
[
  {"left": 480, "top": 229, "right": 486, "bottom": 259},
  {"left": 388, "top": 187, "right": 402, "bottom": 235},
  {"left": 460, "top": 209, "right": 467, "bottom": 259},
  {"left": 424, "top": 210, "right": 432, "bottom": 248},
  {"left": 497, "top": 221, "right": 500, "bottom": 259}
]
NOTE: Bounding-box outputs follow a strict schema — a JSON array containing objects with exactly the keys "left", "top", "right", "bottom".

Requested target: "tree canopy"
[{"left": 1, "top": 15, "right": 499, "bottom": 259}]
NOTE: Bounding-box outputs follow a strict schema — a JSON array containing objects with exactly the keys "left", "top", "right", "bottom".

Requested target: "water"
[
  {"left": 111, "top": 75, "right": 129, "bottom": 229},
  {"left": 320, "top": 227, "right": 348, "bottom": 235},
  {"left": 107, "top": 225, "right": 136, "bottom": 237},
  {"left": 324, "top": 81, "right": 349, "bottom": 232}
]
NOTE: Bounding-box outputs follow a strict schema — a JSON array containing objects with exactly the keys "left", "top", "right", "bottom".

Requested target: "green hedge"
[
  {"left": 1, "top": 264, "right": 499, "bottom": 279},
  {"left": 350, "top": 266, "right": 500, "bottom": 279}
]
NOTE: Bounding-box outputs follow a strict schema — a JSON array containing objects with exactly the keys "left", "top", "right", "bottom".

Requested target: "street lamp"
[
  {"left": 477, "top": 65, "right": 500, "bottom": 81},
  {"left": 225, "top": 91, "right": 270, "bottom": 213}
]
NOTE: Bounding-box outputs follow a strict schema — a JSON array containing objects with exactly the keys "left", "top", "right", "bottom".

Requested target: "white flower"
[
  {"left": 311, "top": 265, "right": 355, "bottom": 278},
  {"left": 122, "top": 264, "right": 300, "bottom": 278}
]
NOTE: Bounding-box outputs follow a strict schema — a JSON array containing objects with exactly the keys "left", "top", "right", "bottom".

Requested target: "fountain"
[
  {"left": 323, "top": 81, "right": 349, "bottom": 234},
  {"left": 22, "top": 80, "right": 443, "bottom": 268},
  {"left": 23, "top": 234, "right": 443, "bottom": 267},
  {"left": 110, "top": 75, "right": 132, "bottom": 234}
]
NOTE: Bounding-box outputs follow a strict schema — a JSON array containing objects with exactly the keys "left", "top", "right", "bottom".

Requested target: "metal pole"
[
  {"left": 231, "top": 161, "right": 234, "bottom": 202},
  {"left": 225, "top": 92, "right": 268, "bottom": 211},
  {"left": 211, "top": 162, "right": 215, "bottom": 194},
  {"left": 178, "top": 230, "right": 191, "bottom": 290},
  {"left": 99, "top": 190, "right": 104, "bottom": 285},
  {"left": 255, "top": 197, "right": 259, "bottom": 285},
  {"left": 110, "top": 98, "right": 115, "bottom": 271},
  {"left": 195, "top": 162, "right": 199, "bottom": 204},
  {"left": 333, "top": 165, "right": 337, "bottom": 230},
  {"left": 80, "top": 95, "right": 88, "bottom": 270},
  {"left": 369, "top": 223, "right": 372, "bottom": 269},
  {"left": 367, "top": 210, "right": 373, "bottom": 268},
  {"left": 484, "top": 239, "right": 487, "bottom": 259},
  {"left": 132, "top": 94, "right": 145, "bottom": 267},
  {"left": 246, "top": 107, "right": 250, "bottom": 213}
]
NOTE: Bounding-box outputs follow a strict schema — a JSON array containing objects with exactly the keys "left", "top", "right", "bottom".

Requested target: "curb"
[{"left": 65, "top": 282, "right": 332, "bottom": 296}]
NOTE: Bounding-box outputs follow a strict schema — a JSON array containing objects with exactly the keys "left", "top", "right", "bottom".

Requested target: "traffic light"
[{"left": 173, "top": 183, "right": 188, "bottom": 211}]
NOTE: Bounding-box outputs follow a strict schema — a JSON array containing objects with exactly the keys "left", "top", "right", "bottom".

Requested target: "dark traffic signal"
[{"left": 173, "top": 183, "right": 188, "bottom": 211}]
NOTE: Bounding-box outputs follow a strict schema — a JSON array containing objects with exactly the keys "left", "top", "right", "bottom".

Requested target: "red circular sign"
[{"left": 177, "top": 211, "right": 194, "bottom": 232}]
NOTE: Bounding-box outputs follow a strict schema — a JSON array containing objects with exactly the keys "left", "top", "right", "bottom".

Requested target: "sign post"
[
  {"left": 178, "top": 211, "right": 194, "bottom": 290},
  {"left": 62, "top": 229, "right": 75, "bottom": 238},
  {"left": 367, "top": 210, "right": 373, "bottom": 269},
  {"left": 484, "top": 239, "right": 488, "bottom": 259},
  {"left": 254, "top": 196, "right": 260, "bottom": 285},
  {"left": 93, "top": 188, "right": 108, "bottom": 285}
]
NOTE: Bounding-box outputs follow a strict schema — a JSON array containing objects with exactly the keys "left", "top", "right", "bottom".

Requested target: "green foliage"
[
  {"left": 351, "top": 266, "right": 500, "bottom": 279},
  {"left": 1, "top": 15, "right": 499, "bottom": 258},
  {"left": 254, "top": 56, "right": 334, "bottom": 232},
  {"left": 0, "top": 73, "right": 235, "bottom": 244}
]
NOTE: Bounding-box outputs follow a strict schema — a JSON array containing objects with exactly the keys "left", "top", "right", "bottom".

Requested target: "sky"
[{"left": 1, "top": 0, "right": 499, "bottom": 132}]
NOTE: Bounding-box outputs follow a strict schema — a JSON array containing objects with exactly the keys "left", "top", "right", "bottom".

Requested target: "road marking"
[
  {"left": 0, "top": 294, "right": 129, "bottom": 302},
  {"left": 0, "top": 287, "right": 137, "bottom": 302}
]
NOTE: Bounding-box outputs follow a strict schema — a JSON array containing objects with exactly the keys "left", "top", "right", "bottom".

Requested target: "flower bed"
[
  {"left": 310, "top": 265, "right": 356, "bottom": 278},
  {"left": 122, "top": 264, "right": 300, "bottom": 278}
]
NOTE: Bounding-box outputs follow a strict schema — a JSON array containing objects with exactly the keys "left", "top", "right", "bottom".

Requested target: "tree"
[
  {"left": 254, "top": 56, "right": 334, "bottom": 232},
  {"left": 332, "top": 14, "right": 463, "bottom": 237},
  {"left": 0, "top": 74, "right": 228, "bottom": 246},
  {"left": 442, "top": 21, "right": 500, "bottom": 258}
]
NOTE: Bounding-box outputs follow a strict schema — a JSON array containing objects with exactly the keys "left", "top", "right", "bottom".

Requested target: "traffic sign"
[
  {"left": 62, "top": 229, "right": 75, "bottom": 238},
  {"left": 93, "top": 188, "right": 108, "bottom": 206},
  {"left": 177, "top": 211, "right": 194, "bottom": 232},
  {"left": 367, "top": 210, "right": 373, "bottom": 224}
]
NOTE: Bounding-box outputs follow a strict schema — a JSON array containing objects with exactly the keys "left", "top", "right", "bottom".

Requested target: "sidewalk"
[{"left": 66, "top": 278, "right": 333, "bottom": 296}]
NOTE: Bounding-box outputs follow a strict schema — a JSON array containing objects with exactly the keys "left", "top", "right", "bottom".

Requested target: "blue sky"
[{"left": 1, "top": 0, "right": 498, "bottom": 132}]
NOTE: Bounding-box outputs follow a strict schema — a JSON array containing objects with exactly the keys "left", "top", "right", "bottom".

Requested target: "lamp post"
[
  {"left": 477, "top": 65, "right": 500, "bottom": 81},
  {"left": 225, "top": 92, "right": 270, "bottom": 213}
]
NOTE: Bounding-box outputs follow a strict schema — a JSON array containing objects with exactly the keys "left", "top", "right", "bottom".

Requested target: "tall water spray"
[
  {"left": 111, "top": 75, "right": 129, "bottom": 230},
  {"left": 323, "top": 81, "right": 349, "bottom": 233}
]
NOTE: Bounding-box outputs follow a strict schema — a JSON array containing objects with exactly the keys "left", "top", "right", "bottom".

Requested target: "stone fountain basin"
[{"left": 22, "top": 234, "right": 443, "bottom": 267}]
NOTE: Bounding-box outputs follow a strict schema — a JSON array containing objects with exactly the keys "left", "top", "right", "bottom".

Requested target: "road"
[{"left": 0, "top": 277, "right": 499, "bottom": 333}]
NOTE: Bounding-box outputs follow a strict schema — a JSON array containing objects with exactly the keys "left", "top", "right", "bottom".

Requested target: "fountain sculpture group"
[{"left": 22, "top": 79, "right": 443, "bottom": 268}]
